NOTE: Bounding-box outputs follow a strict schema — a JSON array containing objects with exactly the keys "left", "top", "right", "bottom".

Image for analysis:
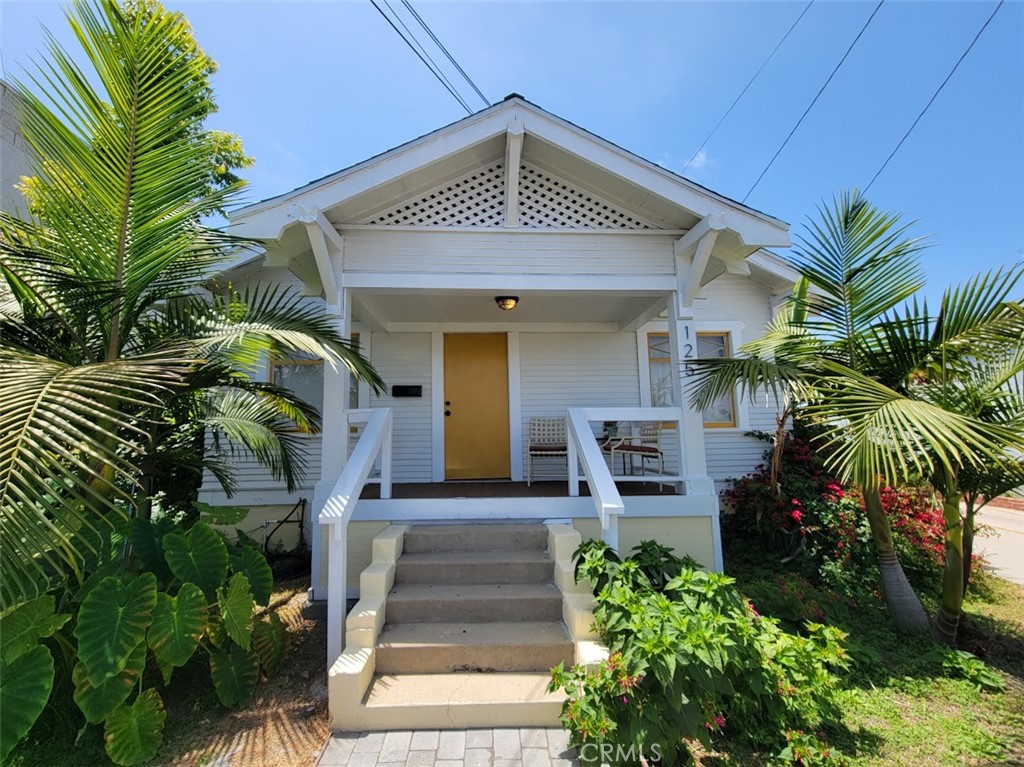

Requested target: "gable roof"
[{"left": 229, "top": 95, "right": 790, "bottom": 252}]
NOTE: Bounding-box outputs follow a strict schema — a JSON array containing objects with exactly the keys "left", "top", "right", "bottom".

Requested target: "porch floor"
[{"left": 359, "top": 480, "right": 678, "bottom": 499}]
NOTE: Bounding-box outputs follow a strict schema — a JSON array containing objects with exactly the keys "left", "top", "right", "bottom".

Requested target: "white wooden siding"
[
  {"left": 199, "top": 435, "right": 320, "bottom": 502},
  {"left": 342, "top": 230, "right": 675, "bottom": 275},
  {"left": 517, "top": 332, "right": 668, "bottom": 476},
  {"left": 368, "top": 332, "right": 433, "bottom": 482},
  {"left": 695, "top": 275, "right": 778, "bottom": 483}
]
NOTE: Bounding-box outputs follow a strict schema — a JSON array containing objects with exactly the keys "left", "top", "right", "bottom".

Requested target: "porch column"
[
  {"left": 666, "top": 295, "right": 712, "bottom": 493},
  {"left": 311, "top": 288, "right": 352, "bottom": 600},
  {"left": 666, "top": 293, "right": 723, "bottom": 571}
]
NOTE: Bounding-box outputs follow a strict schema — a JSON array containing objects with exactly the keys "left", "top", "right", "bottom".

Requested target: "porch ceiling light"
[{"left": 495, "top": 295, "right": 519, "bottom": 311}]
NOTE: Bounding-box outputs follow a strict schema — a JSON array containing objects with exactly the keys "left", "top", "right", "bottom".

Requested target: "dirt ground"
[{"left": 155, "top": 579, "right": 331, "bottom": 767}]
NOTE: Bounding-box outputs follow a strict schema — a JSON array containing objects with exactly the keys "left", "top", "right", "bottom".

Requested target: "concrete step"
[
  {"left": 359, "top": 672, "right": 565, "bottom": 729},
  {"left": 402, "top": 523, "right": 549, "bottom": 554},
  {"left": 375, "top": 621, "right": 573, "bottom": 674},
  {"left": 385, "top": 583, "right": 564, "bottom": 623},
  {"left": 394, "top": 550, "right": 554, "bottom": 585}
]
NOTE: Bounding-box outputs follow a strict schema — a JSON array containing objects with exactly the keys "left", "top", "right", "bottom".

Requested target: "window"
[
  {"left": 646, "top": 331, "right": 736, "bottom": 427},
  {"left": 695, "top": 332, "right": 736, "bottom": 427},
  {"left": 270, "top": 354, "right": 324, "bottom": 416},
  {"left": 269, "top": 333, "right": 363, "bottom": 426}
]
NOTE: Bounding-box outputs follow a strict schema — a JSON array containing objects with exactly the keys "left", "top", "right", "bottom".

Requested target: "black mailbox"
[{"left": 391, "top": 385, "right": 422, "bottom": 398}]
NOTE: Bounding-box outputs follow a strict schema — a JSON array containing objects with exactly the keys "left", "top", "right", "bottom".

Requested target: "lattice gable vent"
[
  {"left": 361, "top": 160, "right": 506, "bottom": 227},
  {"left": 518, "top": 162, "right": 657, "bottom": 230}
]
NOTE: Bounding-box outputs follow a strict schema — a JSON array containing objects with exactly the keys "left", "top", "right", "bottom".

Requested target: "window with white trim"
[{"left": 646, "top": 332, "right": 736, "bottom": 427}]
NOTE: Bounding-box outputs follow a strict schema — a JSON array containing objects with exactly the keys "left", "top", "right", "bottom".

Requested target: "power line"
[
  {"left": 742, "top": 0, "right": 885, "bottom": 203},
  {"left": 864, "top": 0, "right": 1005, "bottom": 193},
  {"left": 376, "top": 0, "right": 474, "bottom": 113},
  {"left": 681, "top": 0, "right": 815, "bottom": 175},
  {"left": 369, "top": 0, "right": 474, "bottom": 114},
  {"left": 402, "top": 0, "right": 490, "bottom": 109}
]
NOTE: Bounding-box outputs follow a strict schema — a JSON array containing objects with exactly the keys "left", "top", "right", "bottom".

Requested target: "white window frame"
[{"left": 637, "top": 320, "right": 750, "bottom": 432}]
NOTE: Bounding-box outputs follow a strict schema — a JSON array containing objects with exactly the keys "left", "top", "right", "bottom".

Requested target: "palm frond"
[
  {"left": 201, "top": 388, "right": 310, "bottom": 493},
  {"left": 687, "top": 356, "right": 812, "bottom": 412},
  {"left": 11, "top": 0, "right": 243, "bottom": 358},
  {"left": 161, "top": 284, "right": 385, "bottom": 393},
  {"left": 788, "top": 190, "right": 929, "bottom": 361},
  {"left": 0, "top": 350, "right": 187, "bottom": 608},
  {"left": 807, "top": 363, "right": 1024, "bottom": 488}
]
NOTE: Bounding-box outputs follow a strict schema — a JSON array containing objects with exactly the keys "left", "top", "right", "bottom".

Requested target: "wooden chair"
[
  {"left": 609, "top": 421, "right": 664, "bottom": 477},
  {"left": 527, "top": 417, "right": 567, "bottom": 486}
]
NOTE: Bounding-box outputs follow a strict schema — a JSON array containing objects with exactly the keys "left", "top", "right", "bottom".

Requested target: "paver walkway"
[{"left": 316, "top": 728, "right": 580, "bottom": 767}]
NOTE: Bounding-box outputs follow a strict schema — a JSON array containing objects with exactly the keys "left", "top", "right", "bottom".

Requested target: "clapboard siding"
[
  {"left": 199, "top": 435, "right": 320, "bottom": 502},
  {"left": 695, "top": 274, "right": 778, "bottom": 483},
  {"left": 343, "top": 230, "right": 675, "bottom": 275},
  {"left": 518, "top": 332, "right": 664, "bottom": 476},
  {"left": 368, "top": 333, "right": 433, "bottom": 482}
]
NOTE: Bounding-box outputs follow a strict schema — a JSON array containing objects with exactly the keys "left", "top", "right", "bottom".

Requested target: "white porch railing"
[
  {"left": 318, "top": 407, "right": 393, "bottom": 666},
  {"left": 566, "top": 408, "right": 625, "bottom": 550},
  {"left": 566, "top": 407, "right": 689, "bottom": 550}
]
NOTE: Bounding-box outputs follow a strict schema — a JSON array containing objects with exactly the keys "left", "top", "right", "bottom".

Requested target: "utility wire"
[
  {"left": 402, "top": 0, "right": 490, "bottom": 109},
  {"left": 370, "top": 0, "right": 474, "bottom": 114},
  {"left": 377, "top": 0, "right": 474, "bottom": 113},
  {"left": 681, "top": 0, "right": 815, "bottom": 175},
  {"left": 864, "top": 0, "right": 1005, "bottom": 193},
  {"left": 742, "top": 0, "right": 885, "bottom": 203}
]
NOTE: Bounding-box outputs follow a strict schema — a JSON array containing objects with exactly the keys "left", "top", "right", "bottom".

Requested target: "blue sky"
[{"left": 2, "top": 0, "right": 1022, "bottom": 303}]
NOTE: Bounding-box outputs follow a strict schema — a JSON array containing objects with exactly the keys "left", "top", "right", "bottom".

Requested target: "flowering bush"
[
  {"left": 549, "top": 540, "right": 849, "bottom": 765},
  {"left": 723, "top": 430, "right": 953, "bottom": 597}
]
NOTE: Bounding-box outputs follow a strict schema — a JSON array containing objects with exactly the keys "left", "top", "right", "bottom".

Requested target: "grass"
[{"left": 719, "top": 545, "right": 1024, "bottom": 767}]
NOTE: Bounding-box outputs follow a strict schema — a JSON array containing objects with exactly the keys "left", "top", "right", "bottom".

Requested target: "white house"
[{"left": 209, "top": 95, "right": 797, "bottom": 730}]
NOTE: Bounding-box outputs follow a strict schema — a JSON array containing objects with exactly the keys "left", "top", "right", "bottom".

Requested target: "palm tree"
[
  {"left": 811, "top": 269, "right": 1023, "bottom": 643},
  {"left": 0, "top": 0, "right": 382, "bottom": 609},
  {"left": 689, "top": 190, "right": 933, "bottom": 632}
]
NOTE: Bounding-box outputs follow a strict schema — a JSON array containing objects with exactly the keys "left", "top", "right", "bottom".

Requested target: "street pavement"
[{"left": 975, "top": 504, "right": 1024, "bottom": 585}]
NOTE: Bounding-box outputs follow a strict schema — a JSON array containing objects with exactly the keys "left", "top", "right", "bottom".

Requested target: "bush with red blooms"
[{"left": 722, "top": 426, "right": 956, "bottom": 597}]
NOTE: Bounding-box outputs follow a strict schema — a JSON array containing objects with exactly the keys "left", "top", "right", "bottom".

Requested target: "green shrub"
[
  {"left": 723, "top": 431, "right": 952, "bottom": 599},
  {"left": 927, "top": 647, "right": 1006, "bottom": 693},
  {"left": 549, "top": 540, "right": 849, "bottom": 765},
  {"left": 0, "top": 509, "right": 287, "bottom": 766}
]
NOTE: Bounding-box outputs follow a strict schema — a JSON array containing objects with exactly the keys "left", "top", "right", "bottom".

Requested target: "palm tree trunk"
[
  {"left": 935, "top": 469, "right": 965, "bottom": 646},
  {"left": 962, "top": 496, "right": 977, "bottom": 597},
  {"left": 863, "top": 487, "right": 930, "bottom": 633}
]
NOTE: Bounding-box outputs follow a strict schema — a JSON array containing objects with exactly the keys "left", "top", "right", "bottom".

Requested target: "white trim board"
[{"left": 351, "top": 494, "right": 718, "bottom": 521}]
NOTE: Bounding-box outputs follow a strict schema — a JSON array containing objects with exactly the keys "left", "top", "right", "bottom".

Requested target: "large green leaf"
[
  {"left": 74, "top": 573, "right": 158, "bottom": 685},
  {"left": 163, "top": 522, "right": 228, "bottom": 600},
  {"left": 231, "top": 545, "right": 273, "bottom": 607},
  {"left": 0, "top": 644, "right": 54, "bottom": 762},
  {"left": 252, "top": 613, "right": 288, "bottom": 675},
  {"left": 73, "top": 640, "right": 146, "bottom": 725},
  {"left": 0, "top": 595, "right": 70, "bottom": 663},
  {"left": 209, "top": 644, "right": 259, "bottom": 706},
  {"left": 127, "top": 517, "right": 175, "bottom": 584},
  {"left": 218, "top": 573, "right": 254, "bottom": 649},
  {"left": 103, "top": 689, "right": 166, "bottom": 767},
  {"left": 147, "top": 583, "right": 207, "bottom": 667}
]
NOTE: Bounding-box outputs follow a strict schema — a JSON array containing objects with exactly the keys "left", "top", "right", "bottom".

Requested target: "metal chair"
[
  {"left": 527, "top": 417, "right": 567, "bottom": 486},
  {"left": 609, "top": 421, "right": 664, "bottom": 477}
]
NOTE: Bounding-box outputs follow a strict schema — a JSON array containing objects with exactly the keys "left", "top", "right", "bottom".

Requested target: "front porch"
[{"left": 358, "top": 480, "right": 677, "bottom": 498}]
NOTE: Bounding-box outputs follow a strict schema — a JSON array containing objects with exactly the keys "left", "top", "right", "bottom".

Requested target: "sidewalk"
[
  {"left": 976, "top": 504, "right": 1024, "bottom": 586},
  {"left": 316, "top": 728, "right": 580, "bottom": 767}
]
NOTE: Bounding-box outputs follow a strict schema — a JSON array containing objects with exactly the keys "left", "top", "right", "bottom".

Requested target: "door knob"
[
  {"left": 444, "top": 410, "right": 451, "bottom": 416},
  {"left": 445, "top": 400, "right": 451, "bottom": 406}
]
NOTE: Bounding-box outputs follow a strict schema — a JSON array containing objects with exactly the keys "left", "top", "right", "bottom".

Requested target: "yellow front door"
[{"left": 443, "top": 333, "right": 510, "bottom": 480}]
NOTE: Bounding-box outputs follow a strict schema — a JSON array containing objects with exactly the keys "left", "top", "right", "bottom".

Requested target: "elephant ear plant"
[{"left": 0, "top": 519, "right": 286, "bottom": 766}]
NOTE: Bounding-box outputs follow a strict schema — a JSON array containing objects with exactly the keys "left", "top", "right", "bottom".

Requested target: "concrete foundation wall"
[{"left": 572, "top": 516, "right": 716, "bottom": 570}]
